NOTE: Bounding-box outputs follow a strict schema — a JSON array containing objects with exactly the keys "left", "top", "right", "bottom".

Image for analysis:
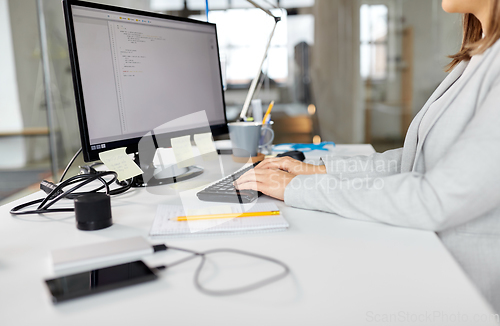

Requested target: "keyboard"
[{"left": 196, "top": 162, "right": 262, "bottom": 203}]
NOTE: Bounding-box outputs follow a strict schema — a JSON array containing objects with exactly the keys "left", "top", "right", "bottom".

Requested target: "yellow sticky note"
[
  {"left": 194, "top": 133, "right": 217, "bottom": 161},
  {"left": 99, "top": 147, "right": 143, "bottom": 181},
  {"left": 170, "top": 135, "right": 195, "bottom": 168}
]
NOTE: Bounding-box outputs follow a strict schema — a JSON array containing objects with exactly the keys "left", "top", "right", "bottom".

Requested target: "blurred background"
[{"left": 0, "top": 0, "right": 461, "bottom": 204}]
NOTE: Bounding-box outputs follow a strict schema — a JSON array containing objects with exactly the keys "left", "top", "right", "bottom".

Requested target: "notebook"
[{"left": 149, "top": 203, "right": 288, "bottom": 238}]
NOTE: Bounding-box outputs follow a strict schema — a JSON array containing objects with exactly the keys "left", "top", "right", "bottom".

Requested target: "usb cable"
[{"left": 152, "top": 244, "right": 290, "bottom": 296}]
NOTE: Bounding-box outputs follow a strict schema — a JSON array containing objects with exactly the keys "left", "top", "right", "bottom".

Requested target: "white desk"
[{"left": 0, "top": 145, "right": 497, "bottom": 326}]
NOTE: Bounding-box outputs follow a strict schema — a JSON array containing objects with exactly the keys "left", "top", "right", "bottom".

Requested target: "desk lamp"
[{"left": 238, "top": 0, "right": 282, "bottom": 121}]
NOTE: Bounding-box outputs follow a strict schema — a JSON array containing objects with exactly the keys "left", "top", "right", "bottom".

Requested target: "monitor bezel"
[{"left": 62, "top": 0, "right": 229, "bottom": 162}]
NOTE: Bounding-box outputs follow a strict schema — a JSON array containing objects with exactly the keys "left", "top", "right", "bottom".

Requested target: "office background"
[{"left": 0, "top": 0, "right": 460, "bottom": 204}]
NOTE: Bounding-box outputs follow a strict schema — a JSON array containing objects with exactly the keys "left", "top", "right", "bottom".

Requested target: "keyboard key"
[{"left": 197, "top": 162, "right": 262, "bottom": 203}]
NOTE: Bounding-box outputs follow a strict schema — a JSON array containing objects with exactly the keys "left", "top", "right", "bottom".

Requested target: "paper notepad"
[{"left": 150, "top": 203, "right": 288, "bottom": 237}]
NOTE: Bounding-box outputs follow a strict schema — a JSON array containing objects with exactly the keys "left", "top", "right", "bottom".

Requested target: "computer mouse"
[{"left": 277, "top": 150, "right": 306, "bottom": 162}]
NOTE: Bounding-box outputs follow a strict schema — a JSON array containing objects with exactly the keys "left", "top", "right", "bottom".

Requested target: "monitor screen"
[{"left": 63, "top": 0, "right": 227, "bottom": 162}]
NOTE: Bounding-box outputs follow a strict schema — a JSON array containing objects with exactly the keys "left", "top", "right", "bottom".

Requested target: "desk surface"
[{"left": 0, "top": 145, "right": 497, "bottom": 326}]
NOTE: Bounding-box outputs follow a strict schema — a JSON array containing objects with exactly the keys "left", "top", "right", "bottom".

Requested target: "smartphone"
[{"left": 45, "top": 260, "right": 158, "bottom": 303}]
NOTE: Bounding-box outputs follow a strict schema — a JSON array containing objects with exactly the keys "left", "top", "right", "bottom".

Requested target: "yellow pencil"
[
  {"left": 262, "top": 101, "right": 275, "bottom": 124},
  {"left": 175, "top": 210, "right": 280, "bottom": 221}
]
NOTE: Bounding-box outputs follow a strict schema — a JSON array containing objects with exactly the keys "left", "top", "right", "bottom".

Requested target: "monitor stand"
[{"left": 129, "top": 152, "right": 203, "bottom": 188}]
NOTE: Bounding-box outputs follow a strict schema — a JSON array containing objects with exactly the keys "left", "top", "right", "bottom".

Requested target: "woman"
[{"left": 235, "top": 0, "right": 500, "bottom": 312}]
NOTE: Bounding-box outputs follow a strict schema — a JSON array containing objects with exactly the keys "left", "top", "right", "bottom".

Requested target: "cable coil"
[{"left": 10, "top": 171, "right": 132, "bottom": 215}]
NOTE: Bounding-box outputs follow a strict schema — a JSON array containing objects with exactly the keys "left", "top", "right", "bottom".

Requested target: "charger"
[{"left": 51, "top": 236, "right": 157, "bottom": 273}]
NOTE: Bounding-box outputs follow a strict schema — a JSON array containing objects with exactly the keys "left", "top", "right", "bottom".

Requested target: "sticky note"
[
  {"left": 170, "top": 135, "right": 195, "bottom": 168},
  {"left": 194, "top": 133, "right": 217, "bottom": 161},
  {"left": 99, "top": 147, "right": 143, "bottom": 181}
]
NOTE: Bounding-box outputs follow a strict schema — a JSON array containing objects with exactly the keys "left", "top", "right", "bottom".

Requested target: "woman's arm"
[
  {"left": 320, "top": 148, "right": 403, "bottom": 178},
  {"left": 283, "top": 79, "right": 500, "bottom": 232},
  {"left": 254, "top": 147, "right": 403, "bottom": 178},
  {"left": 237, "top": 77, "right": 500, "bottom": 232},
  {"left": 254, "top": 156, "right": 327, "bottom": 175}
]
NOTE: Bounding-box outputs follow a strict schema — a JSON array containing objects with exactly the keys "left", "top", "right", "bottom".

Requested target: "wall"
[
  {"left": 311, "top": 0, "right": 363, "bottom": 144},
  {"left": 311, "top": 0, "right": 461, "bottom": 145},
  {"left": 403, "top": 0, "right": 461, "bottom": 116},
  {"left": 8, "top": 0, "right": 49, "bottom": 164},
  {"left": 366, "top": 0, "right": 404, "bottom": 141},
  {"left": 367, "top": 0, "right": 461, "bottom": 141},
  {"left": 0, "top": 0, "right": 26, "bottom": 168},
  {"left": 4, "top": 0, "right": 151, "bottom": 168}
]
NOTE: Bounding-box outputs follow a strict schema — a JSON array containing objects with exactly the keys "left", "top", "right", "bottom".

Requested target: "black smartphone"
[{"left": 45, "top": 260, "right": 158, "bottom": 303}]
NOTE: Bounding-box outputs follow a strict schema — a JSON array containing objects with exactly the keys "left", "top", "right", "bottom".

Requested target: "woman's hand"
[
  {"left": 254, "top": 156, "right": 327, "bottom": 175},
  {"left": 234, "top": 168, "right": 295, "bottom": 201}
]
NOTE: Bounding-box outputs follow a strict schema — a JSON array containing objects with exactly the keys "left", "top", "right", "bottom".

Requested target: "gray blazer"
[{"left": 284, "top": 40, "right": 500, "bottom": 312}]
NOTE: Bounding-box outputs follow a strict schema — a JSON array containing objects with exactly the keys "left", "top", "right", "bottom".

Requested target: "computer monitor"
[{"left": 62, "top": 0, "right": 228, "bottom": 168}]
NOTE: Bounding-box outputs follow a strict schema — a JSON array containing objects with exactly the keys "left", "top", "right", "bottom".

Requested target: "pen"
[
  {"left": 262, "top": 101, "right": 274, "bottom": 124},
  {"left": 175, "top": 210, "right": 280, "bottom": 221}
]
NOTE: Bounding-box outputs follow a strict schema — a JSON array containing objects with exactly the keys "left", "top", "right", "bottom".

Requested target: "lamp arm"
[
  {"left": 239, "top": 20, "right": 278, "bottom": 120},
  {"left": 246, "top": 0, "right": 277, "bottom": 19}
]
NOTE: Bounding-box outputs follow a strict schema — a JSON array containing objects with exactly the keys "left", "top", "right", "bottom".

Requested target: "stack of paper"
[{"left": 150, "top": 203, "right": 288, "bottom": 237}]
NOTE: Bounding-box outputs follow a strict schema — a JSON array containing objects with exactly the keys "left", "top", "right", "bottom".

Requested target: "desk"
[{"left": 0, "top": 145, "right": 497, "bottom": 326}]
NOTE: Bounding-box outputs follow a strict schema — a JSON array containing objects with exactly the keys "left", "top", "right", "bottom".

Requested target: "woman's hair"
[{"left": 447, "top": 0, "right": 500, "bottom": 71}]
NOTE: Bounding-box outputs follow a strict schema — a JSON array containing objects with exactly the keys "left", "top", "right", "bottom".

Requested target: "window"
[
  {"left": 360, "top": 4, "right": 388, "bottom": 80},
  {"left": 192, "top": 8, "right": 288, "bottom": 86},
  {"left": 150, "top": 0, "right": 183, "bottom": 11},
  {"left": 151, "top": 0, "right": 315, "bottom": 10}
]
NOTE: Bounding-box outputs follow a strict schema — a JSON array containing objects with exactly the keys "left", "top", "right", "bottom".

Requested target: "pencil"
[
  {"left": 175, "top": 210, "right": 280, "bottom": 221},
  {"left": 262, "top": 101, "right": 275, "bottom": 124}
]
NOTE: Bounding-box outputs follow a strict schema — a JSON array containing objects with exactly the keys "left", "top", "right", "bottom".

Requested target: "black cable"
[
  {"left": 11, "top": 144, "right": 134, "bottom": 216},
  {"left": 164, "top": 253, "right": 201, "bottom": 269},
  {"left": 155, "top": 245, "right": 290, "bottom": 296},
  {"left": 40, "top": 174, "right": 111, "bottom": 211},
  {"left": 160, "top": 245, "right": 202, "bottom": 269},
  {"left": 165, "top": 245, "right": 201, "bottom": 255},
  {"left": 15, "top": 148, "right": 288, "bottom": 294},
  {"left": 193, "top": 248, "right": 290, "bottom": 296},
  {"left": 9, "top": 171, "right": 132, "bottom": 216},
  {"left": 10, "top": 172, "right": 115, "bottom": 215},
  {"left": 59, "top": 147, "right": 82, "bottom": 182}
]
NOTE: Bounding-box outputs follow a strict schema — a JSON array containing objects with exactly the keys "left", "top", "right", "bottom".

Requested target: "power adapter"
[{"left": 51, "top": 236, "right": 158, "bottom": 273}]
